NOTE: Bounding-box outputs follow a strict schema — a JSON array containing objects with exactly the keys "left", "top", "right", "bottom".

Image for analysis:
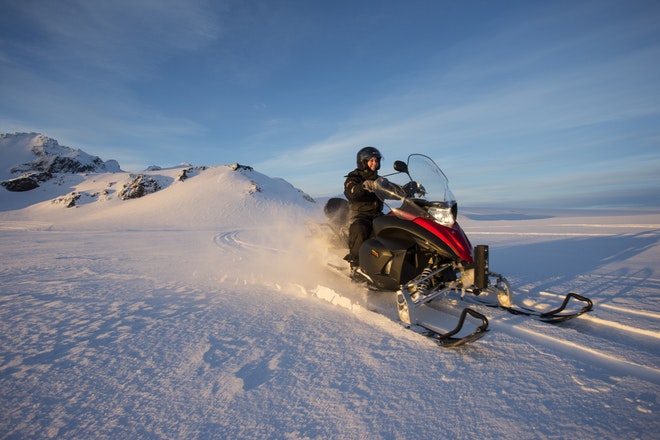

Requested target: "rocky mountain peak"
[{"left": 1, "top": 132, "right": 121, "bottom": 191}]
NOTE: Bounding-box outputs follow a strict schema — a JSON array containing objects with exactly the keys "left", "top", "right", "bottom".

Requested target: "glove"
[
  {"left": 362, "top": 179, "right": 376, "bottom": 192},
  {"left": 402, "top": 181, "right": 417, "bottom": 197},
  {"left": 403, "top": 181, "right": 426, "bottom": 197}
]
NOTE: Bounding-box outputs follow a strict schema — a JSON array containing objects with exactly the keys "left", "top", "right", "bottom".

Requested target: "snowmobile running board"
[{"left": 397, "top": 287, "right": 489, "bottom": 348}]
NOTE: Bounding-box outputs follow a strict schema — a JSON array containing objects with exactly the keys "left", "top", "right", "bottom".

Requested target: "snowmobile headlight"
[{"left": 428, "top": 206, "right": 455, "bottom": 226}]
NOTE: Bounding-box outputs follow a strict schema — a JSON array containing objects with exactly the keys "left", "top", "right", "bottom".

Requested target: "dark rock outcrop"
[{"left": 118, "top": 175, "right": 161, "bottom": 200}]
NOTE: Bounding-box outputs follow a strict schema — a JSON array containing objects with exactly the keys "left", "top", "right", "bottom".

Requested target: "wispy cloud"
[
  {"left": 5, "top": 0, "right": 222, "bottom": 79},
  {"left": 256, "top": 0, "right": 660, "bottom": 196},
  {"left": 0, "top": 0, "right": 221, "bottom": 163},
  {"left": 1, "top": 0, "right": 658, "bottom": 207}
]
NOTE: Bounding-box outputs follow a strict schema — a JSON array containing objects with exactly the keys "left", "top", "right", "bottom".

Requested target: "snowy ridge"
[
  {"left": 0, "top": 138, "right": 317, "bottom": 228},
  {"left": 0, "top": 133, "right": 120, "bottom": 181},
  {"left": 1, "top": 134, "right": 659, "bottom": 439}
]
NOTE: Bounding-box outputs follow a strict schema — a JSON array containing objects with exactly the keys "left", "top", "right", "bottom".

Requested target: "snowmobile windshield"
[{"left": 373, "top": 154, "right": 457, "bottom": 226}]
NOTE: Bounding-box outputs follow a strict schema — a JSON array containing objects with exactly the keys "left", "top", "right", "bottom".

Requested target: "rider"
[{"left": 343, "top": 146, "right": 384, "bottom": 273}]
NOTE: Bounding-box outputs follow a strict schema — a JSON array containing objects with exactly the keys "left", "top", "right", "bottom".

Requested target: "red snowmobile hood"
[{"left": 412, "top": 217, "right": 474, "bottom": 263}]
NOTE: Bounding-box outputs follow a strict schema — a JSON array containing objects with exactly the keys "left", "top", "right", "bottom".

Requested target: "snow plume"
[
  {"left": 211, "top": 197, "right": 334, "bottom": 292},
  {"left": 208, "top": 205, "right": 376, "bottom": 327},
  {"left": 170, "top": 163, "right": 335, "bottom": 293}
]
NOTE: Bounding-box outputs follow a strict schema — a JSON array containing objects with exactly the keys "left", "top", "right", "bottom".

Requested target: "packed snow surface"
[{"left": 1, "top": 157, "right": 659, "bottom": 439}]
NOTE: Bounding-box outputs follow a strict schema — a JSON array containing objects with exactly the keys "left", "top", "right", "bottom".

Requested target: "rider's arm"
[{"left": 344, "top": 176, "right": 370, "bottom": 201}]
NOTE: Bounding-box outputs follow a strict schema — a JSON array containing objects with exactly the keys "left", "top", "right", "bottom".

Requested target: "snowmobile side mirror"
[{"left": 393, "top": 160, "right": 408, "bottom": 173}]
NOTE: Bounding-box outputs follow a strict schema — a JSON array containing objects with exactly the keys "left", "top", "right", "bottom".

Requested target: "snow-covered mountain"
[
  {"left": 0, "top": 133, "right": 317, "bottom": 222},
  {"left": 1, "top": 133, "right": 658, "bottom": 439},
  {"left": 0, "top": 133, "right": 121, "bottom": 192}
]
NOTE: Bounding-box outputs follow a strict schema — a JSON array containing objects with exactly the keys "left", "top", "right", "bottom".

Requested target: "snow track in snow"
[
  {"left": 578, "top": 313, "right": 660, "bottom": 340},
  {"left": 467, "top": 280, "right": 660, "bottom": 387},
  {"left": 213, "top": 229, "right": 285, "bottom": 254},
  {"left": 598, "top": 303, "right": 660, "bottom": 320},
  {"left": 504, "top": 323, "right": 660, "bottom": 385}
]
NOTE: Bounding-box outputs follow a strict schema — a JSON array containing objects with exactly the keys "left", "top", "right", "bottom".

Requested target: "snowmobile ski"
[
  {"left": 326, "top": 261, "right": 489, "bottom": 347},
  {"left": 397, "top": 287, "right": 489, "bottom": 347},
  {"left": 505, "top": 292, "right": 594, "bottom": 323},
  {"left": 459, "top": 271, "right": 594, "bottom": 323},
  {"left": 471, "top": 291, "right": 594, "bottom": 323}
]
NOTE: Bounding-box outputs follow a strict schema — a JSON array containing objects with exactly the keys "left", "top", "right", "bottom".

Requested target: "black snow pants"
[{"left": 346, "top": 217, "right": 373, "bottom": 266}]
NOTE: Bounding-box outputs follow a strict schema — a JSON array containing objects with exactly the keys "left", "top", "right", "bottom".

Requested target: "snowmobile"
[{"left": 323, "top": 154, "right": 593, "bottom": 347}]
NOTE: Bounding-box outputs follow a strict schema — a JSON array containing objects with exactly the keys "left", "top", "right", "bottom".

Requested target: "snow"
[
  {"left": 1, "top": 152, "right": 659, "bottom": 439},
  {"left": 0, "top": 133, "right": 120, "bottom": 179}
]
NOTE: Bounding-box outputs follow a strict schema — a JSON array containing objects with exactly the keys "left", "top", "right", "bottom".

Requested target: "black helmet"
[{"left": 356, "top": 146, "right": 382, "bottom": 171}]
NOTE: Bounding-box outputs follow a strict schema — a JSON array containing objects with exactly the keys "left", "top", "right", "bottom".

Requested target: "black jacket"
[{"left": 344, "top": 168, "right": 383, "bottom": 223}]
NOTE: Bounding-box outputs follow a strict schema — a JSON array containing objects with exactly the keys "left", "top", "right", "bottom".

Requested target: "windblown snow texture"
[{"left": 1, "top": 133, "right": 658, "bottom": 439}]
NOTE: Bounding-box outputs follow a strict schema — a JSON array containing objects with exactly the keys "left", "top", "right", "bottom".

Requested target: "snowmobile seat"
[{"left": 324, "top": 198, "right": 349, "bottom": 229}]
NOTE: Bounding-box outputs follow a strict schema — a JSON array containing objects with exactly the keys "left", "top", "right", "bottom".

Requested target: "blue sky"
[{"left": 1, "top": 0, "right": 659, "bottom": 208}]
